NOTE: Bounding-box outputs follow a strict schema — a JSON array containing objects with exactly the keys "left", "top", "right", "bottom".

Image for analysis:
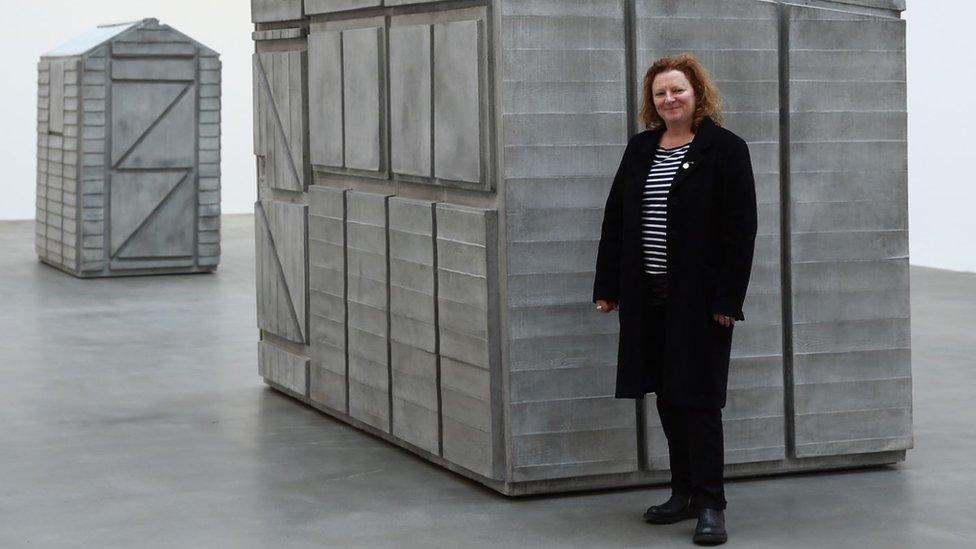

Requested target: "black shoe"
[
  {"left": 692, "top": 508, "right": 727, "bottom": 545},
  {"left": 643, "top": 493, "right": 697, "bottom": 524}
]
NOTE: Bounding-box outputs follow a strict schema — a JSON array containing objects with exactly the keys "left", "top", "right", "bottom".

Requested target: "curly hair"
[{"left": 638, "top": 53, "right": 724, "bottom": 131}]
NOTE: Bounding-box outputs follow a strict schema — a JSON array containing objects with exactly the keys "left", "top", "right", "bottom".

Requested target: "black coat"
[{"left": 592, "top": 115, "right": 758, "bottom": 408}]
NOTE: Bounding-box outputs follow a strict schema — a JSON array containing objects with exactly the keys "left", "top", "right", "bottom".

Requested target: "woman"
[{"left": 592, "top": 53, "right": 757, "bottom": 546}]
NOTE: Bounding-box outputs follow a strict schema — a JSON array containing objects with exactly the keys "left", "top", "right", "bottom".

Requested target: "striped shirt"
[{"left": 642, "top": 142, "right": 691, "bottom": 274}]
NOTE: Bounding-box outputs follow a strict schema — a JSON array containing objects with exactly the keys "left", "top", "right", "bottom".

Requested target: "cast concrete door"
[{"left": 109, "top": 56, "right": 197, "bottom": 270}]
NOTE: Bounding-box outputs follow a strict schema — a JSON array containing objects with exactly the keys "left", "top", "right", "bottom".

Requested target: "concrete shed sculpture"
[
  {"left": 251, "top": 0, "right": 911, "bottom": 495},
  {"left": 36, "top": 18, "right": 221, "bottom": 277}
]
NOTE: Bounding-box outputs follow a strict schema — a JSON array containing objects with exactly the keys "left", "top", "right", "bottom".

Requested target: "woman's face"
[{"left": 652, "top": 70, "right": 696, "bottom": 128}]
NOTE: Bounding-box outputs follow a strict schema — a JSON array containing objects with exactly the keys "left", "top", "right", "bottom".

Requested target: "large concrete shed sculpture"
[
  {"left": 36, "top": 18, "right": 221, "bottom": 277},
  {"left": 251, "top": 0, "right": 911, "bottom": 495}
]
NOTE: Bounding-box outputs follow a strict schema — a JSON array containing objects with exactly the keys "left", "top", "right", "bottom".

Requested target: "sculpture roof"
[
  {"left": 43, "top": 21, "right": 140, "bottom": 57},
  {"left": 42, "top": 18, "right": 217, "bottom": 58}
]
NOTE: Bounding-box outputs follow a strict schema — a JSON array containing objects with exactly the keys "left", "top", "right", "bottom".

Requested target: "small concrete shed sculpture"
[
  {"left": 36, "top": 18, "right": 221, "bottom": 277},
  {"left": 251, "top": 0, "right": 910, "bottom": 495}
]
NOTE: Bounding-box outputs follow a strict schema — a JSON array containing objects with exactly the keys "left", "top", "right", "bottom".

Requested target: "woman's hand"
[
  {"left": 712, "top": 313, "right": 735, "bottom": 327},
  {"left": 596, "top": 299, "right": 618, "bottom": 313}
]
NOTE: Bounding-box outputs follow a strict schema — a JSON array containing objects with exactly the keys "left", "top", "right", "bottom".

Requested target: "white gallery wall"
[
  {"left": 0, "top": 0, "right": 972, "bottom": 272},
  {"left": 903, "top": 2, "right": 975, "bottom": 272}
]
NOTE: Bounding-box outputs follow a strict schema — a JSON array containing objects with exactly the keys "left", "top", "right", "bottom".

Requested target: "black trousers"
[{"left": 643, "top": 272, "right": 727, "bottom": 511}]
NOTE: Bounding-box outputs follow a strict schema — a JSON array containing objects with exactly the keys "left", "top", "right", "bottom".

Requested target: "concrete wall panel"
[
  {"left": 634, "top": 0, "right": 786, "bottom": 468},
  {"left": 342, "top": 27, "right": 383, "bottom": 172},
  {"left": 390, "top": 24, "right": 431, "bottom": 178},
  {"left": 502, "top": 0, "right": 637, "bottom": 482},
  {"left": 308, "top": 30, "right": 343, "bottom": 167},
  {"left": 788, "top": 4, "right": 911, "bottom": 458},
  {"left": 112, "top": 42, "right": 197, "bottom": 57},
  {"left": 36, "top": 57, "right": 82, "bottom": 273},
  {"left": 197, "top": 53, "right": 222, "bottom": 267},
  {"left": 109, "top": 171, "right": 194, "bottom": 259},
  {"left": 437, "top": 204, "right": 497, "bottom": 478},
  {"left": 256, "top": 200, "right": 308, "bottom": 344},
  {"left": 389, "top": 197, "right": 438, "bottom": 453},
  {"left": 310, "top": 186, "right": 349, "bottom": 412},
  {"left": 49, "top": 60, "right": 66, "bottom": 134},
  {"left": 254, "top": 51, "right": 307, "bottom": 192},
  {"left": 306, "top": 0, "right": 380, "bottom": 14},
  {"left": 111, "top": 58, "right": 195, "bottom": 81},
  {"left": 79, "top": 49, "right": 108, "bottom": 273},
  {"left": 259, "top": 340, "right": 309, "bottom": 396},
  {"left": 386, "top": 0, "right": 447, "bottom": 5},
  {"left": 252, "top": 0, "right": 303, "bottom": 23},
  {"left": 433, "top": 20, "right": 481, "bottom": 183},
  {"left": 109, "top": 82, "right": 194, "bottom": 168},
  {"left": 346, "top": 191, "right": 392, "bottom": 431}
]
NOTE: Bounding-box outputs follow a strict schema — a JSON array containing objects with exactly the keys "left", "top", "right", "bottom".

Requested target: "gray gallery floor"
[{"left": 1, "top": 214, "right": 973, "bottom": 548}]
